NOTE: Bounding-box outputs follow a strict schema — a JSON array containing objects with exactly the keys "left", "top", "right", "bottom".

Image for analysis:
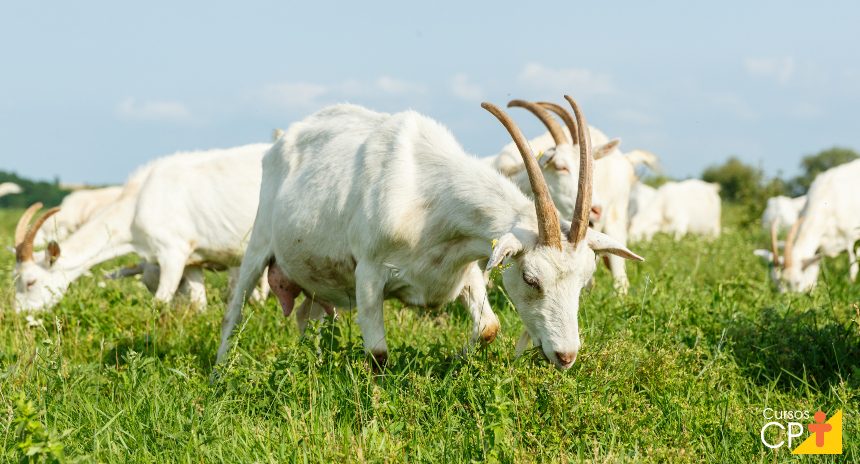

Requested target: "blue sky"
[{"left": 2, "top": 1, "right": 858, "bottom": 184}]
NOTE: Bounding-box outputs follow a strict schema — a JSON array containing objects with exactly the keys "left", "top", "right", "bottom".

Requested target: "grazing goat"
[
  {"left": 628, "top": 179, "right": 721, "bottom": 241},
  {"left": 217, "top": 98, "right": 643, "bottom": 370},
  {"left": 13, "top": 144, "right": 271, "bottom": 311},
  {"left": 13, "top": 165, "right": 154, "bottom": 311},
  {"left": 755, "top": 159, "right": 860, "bottom": 291}
]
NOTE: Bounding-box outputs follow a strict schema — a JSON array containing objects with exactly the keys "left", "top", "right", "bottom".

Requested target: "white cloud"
[
  {"left": 789, "top": 101, "right": 824, "bottom": 119},
  {"left": 375, "top": 76, "right": 426, "bottom": 95},
  {"left": 450, "top": 73, "right": 483, "bottom": 101},
  {"left": 258, "top": 82, "right": 328, "bottom": 109},
  {"left": 256, "top": 76, "right": 426, "bottom": 111},
  {"left": 116, "top": 98, "right": 192, "bottom": 123},
  {"left": 518, "top": 63, "right": 615, "bottom": 96},
  {"left": 708, "top": 92, "right": 758, "bottom": 121},
  {"left": 744, "top": 57, "right": 795, "bottom": 84}
]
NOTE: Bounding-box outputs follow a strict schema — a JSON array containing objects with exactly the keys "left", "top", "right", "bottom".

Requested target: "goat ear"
[
  {"left": 539, "top": 148, "right": 570, "bottom": 173},
  {"left": 801, "top": 255, "right": 822, "bottom": 270},
  {"left": 486, "top": 233, "right": 523, "bottom": 270},
  {"left": 753, "top": 249, "right": 774, "bottom": 262},
  {"left": 754, "top": 249, "right": 784, "bottom": 267},
  {"left": 47, "top": 240, "right": 61, "bottom": 266},
  {"left": 593, "top": 138, "right": 621, "bottom": 160},
  {"left": 537, "top": 148, "right": 556, "bottom": 167},
  {"left": 586, "top": 229, "right": 644, "bottom": 261}
]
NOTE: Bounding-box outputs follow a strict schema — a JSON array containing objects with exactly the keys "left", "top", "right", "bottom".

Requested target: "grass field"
[{"left": 0, "top": 206, "right": 857, "bottom": 462}]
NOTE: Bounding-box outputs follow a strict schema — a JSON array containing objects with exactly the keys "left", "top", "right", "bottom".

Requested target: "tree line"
[{"left": 0, "top": 171, "right": 69, "bottom": 208}]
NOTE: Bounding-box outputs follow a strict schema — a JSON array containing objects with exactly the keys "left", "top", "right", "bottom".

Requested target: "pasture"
[{"left": 1, "top": 206, "right": 857, "bottom": 462}]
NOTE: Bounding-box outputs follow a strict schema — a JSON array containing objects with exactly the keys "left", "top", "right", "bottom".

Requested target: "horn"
[
  {"left": 507, "top": 100, "right": 569, "bottom": 146},
  {"left": 564, "top": 95, "right": 592, "bottom": 245},
  {"left": 770, "top": 220, "right": 780, "bottom": 267},
  {"left": 15, "top": 207, "right": 60, "bottom": 263},
  {"left": 537, "top": 101, "right": 579, "bottom": 145},
  {"left": 482, "top": 102, "right": 562, "bottom": 249},
  {"left": 15, "top": 203, "right": 43, "bottom": 247},
  {"left": 783, "top": 217, "right": 803, "bottom": 269}
]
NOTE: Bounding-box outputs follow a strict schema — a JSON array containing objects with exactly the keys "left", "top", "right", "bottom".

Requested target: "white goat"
[
  {"left": 13, "top": 164, "right": 154, "bottom": 311},
  {"left": 761, "top": 195, "right": 806, "bottom": 233},
  {"left": 628, "top": 179, "right": 721, "bottom": 241},
  {"left": 628, "top": 182, "right": 657, "bottom": 227},
  {"left": 130, "top": 143, "right": 271, "bottom": 308},
  {"left": 755, "top": 159, "right": 860, "bottom": 292},
  {"left": 13, "top": 144, "right": 271, "bottom": 311},
  {"left": 0, "top": 182, "right": 23, "bottom": 198},
  {"left": 35, "top": 186, "right": 123, "bottom": 246},
  {"left": 486, "top": 102, "right": 658, "bottom": 291},
  {"left": 217, "top": 98, "right": 643, "bottom": 370}
]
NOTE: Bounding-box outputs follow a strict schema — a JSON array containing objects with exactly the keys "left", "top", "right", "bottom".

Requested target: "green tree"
[
  {"left": 788, "top": 146, "right": 858, "bottom": 195},
  {"left": 0, "top": 171, "right": 70, "bottom": 208},
  {"left": 640, "top": 173, "right": 673, "bottom": 188},
  {"left": 701, "top": 157, "right": 763, "bottom": 203},
  {"left": 701, "top": 157, "right": 786, "bottom": 225}
]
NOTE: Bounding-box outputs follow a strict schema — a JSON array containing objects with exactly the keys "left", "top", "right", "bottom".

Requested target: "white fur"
[
  {"left": 761, "top": 195, "right": 806, "bottom": 233},
  {"left": 628, "top": 182, "right": 657, "bottom": 225},
  {"left": 129, "top": 143, "right": 272, "bottom": 308},
  {"left": 14, "top": 165, "right": 155, "bottom": 311},
  {"left": 14, "top": 144, "right": 271, "bottom": 311},
  {"left": 0, "top": 182, "right": 23, "bottom": 198},
  {"left": 760, "top": 159, "right": 860, "bottom": 292},
  {"left": 628, "top": 179, "right": 721, "bottom": 241},
  {"left": 217, "top": 104, "right": 642, "bottom": 370},
  {"left": 35, "top": 186, "right": 123, "bottom": 245}
]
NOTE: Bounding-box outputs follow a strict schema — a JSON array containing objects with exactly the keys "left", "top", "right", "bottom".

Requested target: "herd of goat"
[{"left": 4, "top": 95, "right": 859, "bottom": 369}]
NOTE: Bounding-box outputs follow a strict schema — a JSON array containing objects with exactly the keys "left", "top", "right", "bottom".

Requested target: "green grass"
[{"left": 0, "top": 206, "right": 858, "bottom": 462}]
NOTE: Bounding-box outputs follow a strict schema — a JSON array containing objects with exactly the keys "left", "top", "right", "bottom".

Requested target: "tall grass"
[{"left": 0, "top": 207, "right": 857, "bottom": 462}]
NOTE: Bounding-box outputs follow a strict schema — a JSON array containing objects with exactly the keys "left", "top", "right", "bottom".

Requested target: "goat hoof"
[
  {"left": 368, "top": 351, "right": 388, "bottom": 373},
  {"left": 480, "top": 323, "right": 500, "bottom": 345}
]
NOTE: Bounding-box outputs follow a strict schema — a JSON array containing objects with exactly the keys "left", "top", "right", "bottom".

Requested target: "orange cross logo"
[
  {"left": 807, "top": 411, "right": 832, "bottom": 447},
  {"left": 792, "top": 410, "right": 842, "bottom": 455}
]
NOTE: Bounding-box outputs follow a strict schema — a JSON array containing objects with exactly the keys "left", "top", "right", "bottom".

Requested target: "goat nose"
[{"left": 555, "top": 351, "right": 576, "bottom": 367}]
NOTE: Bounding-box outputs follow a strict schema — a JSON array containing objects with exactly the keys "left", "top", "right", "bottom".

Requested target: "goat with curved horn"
[
  {"left": 564, "top": 95, "right": 592, "bottom": 246},
  {"left": 482, "top": 102, "right": 562, "bottom": 249},
  {"left": 217, "top": 101, "right": 644, "bottom": 372},
  {"left": 15, "top": 206, "right": 60, "bottom": 263}
]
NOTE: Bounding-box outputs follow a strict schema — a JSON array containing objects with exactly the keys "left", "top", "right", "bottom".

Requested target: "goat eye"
[
  {"left": 522, "top": 272, "right": 541, "bottom": 290},
  {"left": 26, "top": 280, "right": 36, "bottom": 289}
]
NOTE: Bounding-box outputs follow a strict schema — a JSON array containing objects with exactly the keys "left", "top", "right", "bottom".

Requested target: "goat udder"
[{"left": 267, "top": 260, "right": 302, "bottom": 317}]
